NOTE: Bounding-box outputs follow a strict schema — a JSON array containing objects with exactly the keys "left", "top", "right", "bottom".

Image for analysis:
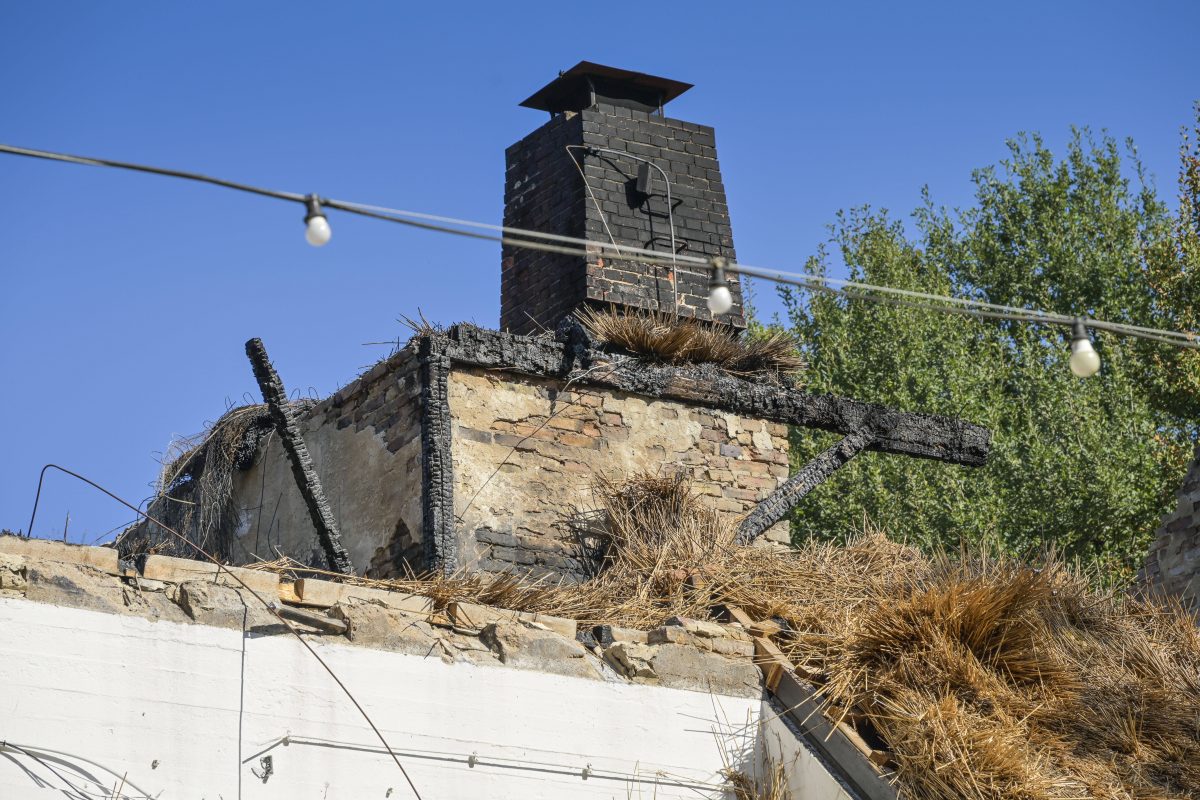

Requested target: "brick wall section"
[
  {"left": 578, "top": 106, "right": 744, "bottom": 328},
  {"left": 1140, "top": 445, "right": 1200, "bottom": 613},
  {"left": 448, "top": 366, "right": 790, "bottom": 581},
  {"left": 501, "top": 113, "right": 588, "bottom": 335},
  {"left": 226, "top": 347, "right": 427, "bottom": 576},
  {"left": 501, "top": 105, "right": 745, "bottom": 335}
]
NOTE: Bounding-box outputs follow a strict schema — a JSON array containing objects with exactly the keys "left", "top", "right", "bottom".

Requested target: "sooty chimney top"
[{"left": 520, "top": 61, "right": 693, "bottom": 116}]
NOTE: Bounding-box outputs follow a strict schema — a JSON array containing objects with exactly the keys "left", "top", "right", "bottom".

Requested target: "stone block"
[
  {"left": 0, "top": 553, "right": 27, "bottom": 592},
  {"left": 648, "top": 626, "right": 696, "bottom": 646},
  {"left": 25, "top": 560, "right": 130, "bottom": 614},
  {"left": 603, "top": 642, "right": 659, "bottom": 680},
  {"left": 646, "top": 643, "right": 762, "bottom": 697},
  {"left": 24, "top": 560, "right": 187, "bottom": 625},
  {"left": 143, "top": 555, "right": 281, "bottom": 597},
  {"left": 329, "top": 603, "right": 448, "bottom": 660},
  {"left": 479, "top": 621, "right": 600, "bottom": 679},
  {"left": 664, "top": 615, "right": 751, "bottom": 641},
  {"left": 0, "top": 535, "right": 120, "bottom": 575},
  {"left": 593, "top": 624, "right": 648, "bottom": 646},
  {"left": 705, "top": 637, "right": 756, "bottom": 658},
  {"left": 603, "top": 641, "right": 761, "bottom": 696},
  {"left": 294, "top": 578, "right": 432, "bottom": 615},
  {"left": 171, "top": 580, "right": 276, "bottom": 630},
  {"left": 449, "top": 600, "right": 577, "bottom": 640}
]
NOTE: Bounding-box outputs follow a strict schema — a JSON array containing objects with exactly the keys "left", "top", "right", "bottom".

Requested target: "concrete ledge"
[
  {"left": 294, "top": 578, "right": 433, "bottom": 615},
  {"left": 142, "top": 555, "right": 281, "bottom": 596},
  {"left": 450, "top": 600, "right": 578, "bottom": 640},
  {"left": 0, "top": 535, "right": 120, "bottom": 575}
]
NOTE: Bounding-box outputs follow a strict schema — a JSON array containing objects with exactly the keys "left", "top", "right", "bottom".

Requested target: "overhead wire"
[
  {"left": 2, "top": 141, "right": 1197, "bottom": 350},
  {"left": 565, "top": 144, "right": 682, "bottom": 310}
]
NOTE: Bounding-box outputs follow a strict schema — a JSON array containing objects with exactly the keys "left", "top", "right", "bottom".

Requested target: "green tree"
[{"left": 776, "top": 118, "right": 1199, "bottom": 580}]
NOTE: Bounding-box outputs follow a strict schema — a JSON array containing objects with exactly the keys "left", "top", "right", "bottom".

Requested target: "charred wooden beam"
[
  {"left": 417, "top": 335, "right": 457, "bottom": 578},
  {"left": 436, "top": 324, "right": 991, "bottom": 467},
  {"left": 736, "top": 427, "right": 877, "bottom": 544},
  {"left": 245, "top": 338, "right": 355, "bottom": 576}
]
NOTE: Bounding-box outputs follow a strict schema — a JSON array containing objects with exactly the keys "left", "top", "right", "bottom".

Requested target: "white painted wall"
[
  {"left": 758, "top": 701, "right": 856, "bottom": 800},
  {"left": 0, "top": 597, "right": 782, "bottom": 799}
]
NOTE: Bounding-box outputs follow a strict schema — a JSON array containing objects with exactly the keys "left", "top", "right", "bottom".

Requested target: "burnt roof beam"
[{"left": 435, "top": 325, "right": 991, "bottom": 467}]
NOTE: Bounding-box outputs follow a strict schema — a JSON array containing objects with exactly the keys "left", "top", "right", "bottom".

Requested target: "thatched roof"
[{"left": 252, "top": 474, "right": 1200, "bottom": 800}]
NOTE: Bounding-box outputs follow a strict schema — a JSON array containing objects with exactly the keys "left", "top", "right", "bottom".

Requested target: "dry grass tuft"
[
  {"left": 577, "top": 306, "right": 805, "bottom": 378},
  {"left": 120, "top": 404, "right": 277, "bottom": 560},
  {"left": 251, "top": 475, "right": 1200, "bottom": 800}
]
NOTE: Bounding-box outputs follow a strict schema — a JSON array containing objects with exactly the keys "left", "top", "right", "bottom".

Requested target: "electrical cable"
[
  {"left": 566, "top": 144, "right": 682, "bottom": 311},
  {"left": 21, "top": 464, "right": 425, "bottom": 800},
  {"left": 2, "top": 141, "right": 1197, "bottom": 350},
  {"left": 564, "top": 145, "right": 626, "bottom": 254},
  {"left": 0, "top": 143, "right": 306, "bottom": 203},
  {"left": 243, "top": 734, "right": 722, "bottom": 791}
]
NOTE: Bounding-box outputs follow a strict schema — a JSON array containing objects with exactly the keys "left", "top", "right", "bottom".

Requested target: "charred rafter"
[{"left": 246, "top": 337, "right": 355, "bottom": 575}]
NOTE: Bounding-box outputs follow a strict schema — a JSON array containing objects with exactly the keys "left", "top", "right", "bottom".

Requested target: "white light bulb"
[
  {"left": 305, "top": 215, "right": 331, "bottom": 247},
  {"left": 1069, "top": 338, "right": 1100, "bottom": 377},
  {"left": 708, "top": 284, "right": 733, "bottom": 315}
]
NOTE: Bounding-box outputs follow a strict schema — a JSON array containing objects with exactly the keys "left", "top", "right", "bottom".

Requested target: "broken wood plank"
[
  {"left": 737, "top": 427, "right": 876, "bottom": 544},
  {"left": 273, "top": 603, "right": 349, "bottom": 634},
  {"left": 143, "top": 554, "right": 281, "bottom": 595},
  {"left": 246, "top": 338, "right": 355, "bottom": 576},
  {"left": 726, "top": 603, "right": 897, "bottom": 800}
]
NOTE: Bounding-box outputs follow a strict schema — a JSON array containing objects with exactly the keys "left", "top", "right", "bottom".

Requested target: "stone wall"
[
  {"left": 225, "top": 348, "right": 425, "bottom": 576},
  {"left": 448, "top": 365, "right": 791, "bottom": 580},
  {"left": 1141, "top": 444, "right": 1200, "bottom": 613}
]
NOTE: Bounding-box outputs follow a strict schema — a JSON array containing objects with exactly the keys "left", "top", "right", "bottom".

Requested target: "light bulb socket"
[
  {"left": 304, "top": 194, "right": 326, "bottom": 222},
  {"left": 1069, "top": 318, "right": 1090, "bottom": 344},
  {"left": 709, "top": 256, "right": 728, "bottom": 290}
]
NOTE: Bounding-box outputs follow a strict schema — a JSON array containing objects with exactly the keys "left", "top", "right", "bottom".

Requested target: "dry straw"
[
  {"left": 576, "top": 306, "right": 805, "bottom": 379},
  {"left": 121, "top": 404, "right": 276, "bottom": 559},
  {"left": 253, "top": 474, "right": 1200, "bottom": 800}
]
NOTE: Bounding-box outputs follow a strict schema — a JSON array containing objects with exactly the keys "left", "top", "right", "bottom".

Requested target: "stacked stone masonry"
[
  {"left": 1141, "top": 445, "right": 1200, "bottom": 613},
  {"left": 502, "top": 104, "right": 745, "bottom": 335},
  {"left": 226, "top": 347, "right": 426, "bottom": 577},
  {"left": 0, "top": 535, "right": 762, "bottom": 698},
  {"left": 137, "top": 325, "right": 988, "bottom": 584},
  {"left": 449, "top": 367, "right": 791, "bottom": 580}
]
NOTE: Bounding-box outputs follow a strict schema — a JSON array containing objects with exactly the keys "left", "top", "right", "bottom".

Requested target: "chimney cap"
[{"left": 520, "top": 61, "right": 693, "bottom": 114}]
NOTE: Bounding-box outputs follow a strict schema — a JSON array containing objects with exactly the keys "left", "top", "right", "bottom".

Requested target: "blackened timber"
[
  {"left": 245, "top": 338, "right": 355, "bottom": 576},
  {"left": 418, "top": 336, "right": 457, "bottom": 577},
  {"left": 436, "top": 325, "right": 990, "bottom": 466},
  {"left": 769, "top": 677, "right": 897, "bottom": 800},
  {"left": 737, "top": 428, "right": 876, "bottom": 544}
]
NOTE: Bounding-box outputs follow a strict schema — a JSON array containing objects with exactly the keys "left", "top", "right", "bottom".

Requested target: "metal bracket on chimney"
[
  {"left": 736, "top": 426, "right": 878, "bottom": 545},
  {"left": 246, "top": 337, "right": 355, "bottom": 575}
]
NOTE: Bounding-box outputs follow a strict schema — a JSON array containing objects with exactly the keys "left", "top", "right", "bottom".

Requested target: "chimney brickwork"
[{"left": 501, "top": 77, "right": 745, "bottom": 335}]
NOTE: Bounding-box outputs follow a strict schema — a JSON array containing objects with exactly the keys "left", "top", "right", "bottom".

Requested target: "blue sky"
[{"left": 2, "top": 2, "right": 1196, "bottom": 542}]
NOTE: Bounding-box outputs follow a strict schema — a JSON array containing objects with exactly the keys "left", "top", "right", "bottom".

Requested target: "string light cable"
[
  {"left": 565, "top": 144, "right": 682, "bottom": 311},
  {"left": 2, "top": 142, "right": 1197, "bottom": 364}
]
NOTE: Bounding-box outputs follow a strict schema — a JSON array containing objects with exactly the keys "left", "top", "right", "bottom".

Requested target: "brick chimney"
[{"left": 501, "top": 61, "right": 746, "bottom": 335}]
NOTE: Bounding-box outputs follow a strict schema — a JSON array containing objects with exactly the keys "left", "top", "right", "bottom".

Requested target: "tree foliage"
[{"left": 773, "top": 112, "right": 1199, "bottom": 580}]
